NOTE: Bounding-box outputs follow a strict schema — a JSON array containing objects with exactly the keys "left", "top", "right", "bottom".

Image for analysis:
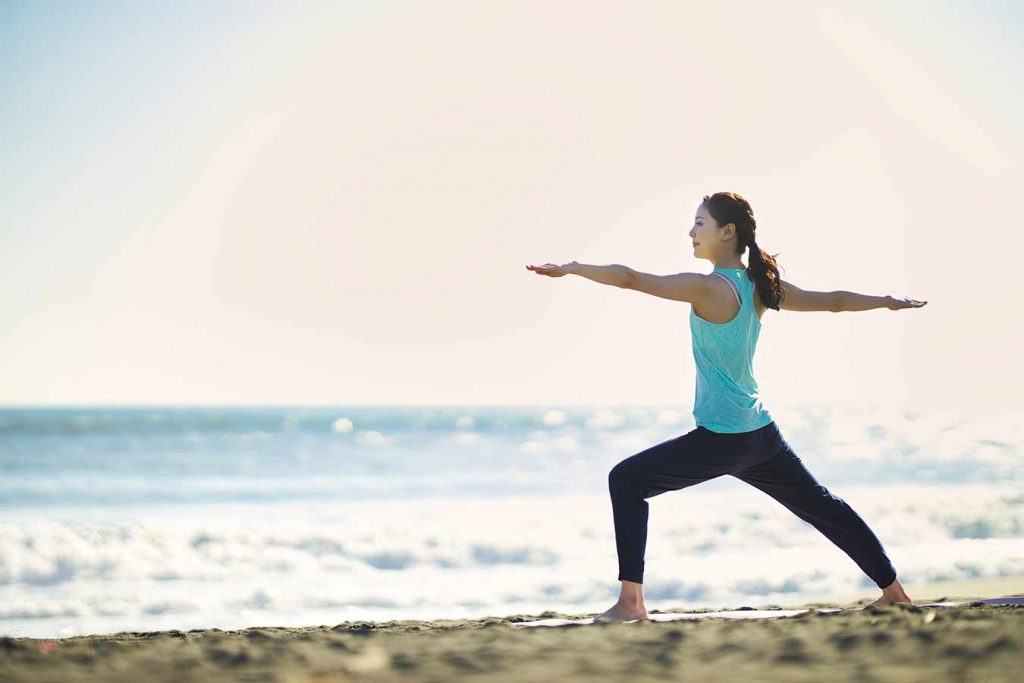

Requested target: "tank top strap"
[{"left": 708, "top": 271, "right": 741, "bottom": 307}]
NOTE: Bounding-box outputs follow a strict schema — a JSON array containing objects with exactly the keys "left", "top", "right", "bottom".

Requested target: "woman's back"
[{"left": 689, "top": 267, "right": 773, "bottom": 433}]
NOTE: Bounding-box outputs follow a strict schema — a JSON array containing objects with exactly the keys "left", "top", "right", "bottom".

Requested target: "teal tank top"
[{"left": 688, "top": 267, "right": 773, "bottom": 434}]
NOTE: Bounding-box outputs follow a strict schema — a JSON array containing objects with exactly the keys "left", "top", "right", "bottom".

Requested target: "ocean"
[{"left": 1, "top": 403, "right": 1022, "bottom": 638}]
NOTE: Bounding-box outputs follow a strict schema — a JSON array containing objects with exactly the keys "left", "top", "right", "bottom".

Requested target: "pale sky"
[{"left": 2, "top": 0, "right": 1022, "bottom": 414}]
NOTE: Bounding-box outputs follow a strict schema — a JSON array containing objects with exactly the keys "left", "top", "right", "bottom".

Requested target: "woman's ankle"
[
  {"left": 617, "top": 592, "right": 644, "bottom": 606},
  {"left": 618, "top": 580, "right": 643, "bottom": 603}
]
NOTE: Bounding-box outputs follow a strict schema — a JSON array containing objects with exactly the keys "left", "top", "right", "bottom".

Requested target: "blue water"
[{"left": 1, "top": 403, "right": 1022, "bottom": 638}]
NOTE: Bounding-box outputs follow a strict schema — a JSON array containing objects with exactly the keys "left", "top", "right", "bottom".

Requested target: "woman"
[{"left": 526, "top": 191, "right": 927, "bottom": 623}]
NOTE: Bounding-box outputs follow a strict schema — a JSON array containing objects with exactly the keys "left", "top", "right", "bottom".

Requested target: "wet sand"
[{"left": 3, "top": 576, "right": 1022, "bottom": 683}]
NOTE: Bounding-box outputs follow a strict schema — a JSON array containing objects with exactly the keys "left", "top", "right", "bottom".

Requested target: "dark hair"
[{"left": 701, "top": 192, "right": 785, "bottom": 311}]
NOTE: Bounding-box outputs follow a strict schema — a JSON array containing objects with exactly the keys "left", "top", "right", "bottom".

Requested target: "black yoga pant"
[{"left": 607, "top": 420, "right": 898, "bottom": 588}]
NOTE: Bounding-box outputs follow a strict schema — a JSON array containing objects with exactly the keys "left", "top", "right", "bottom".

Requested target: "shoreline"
[{"left": 7, "top": 574, "right": 1024, "bottom": 641}]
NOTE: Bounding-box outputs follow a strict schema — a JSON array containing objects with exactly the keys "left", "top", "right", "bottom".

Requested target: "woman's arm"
[
  {"left": 835, "top": 290, "right": 893, "bottom": 312},
  {"left": 572, "top": 262, "right": 633, "bottom": 288},
  {"left": 837, "top": 290, "right": 928, "bottom": 311},
  {"left": 527, "top": 261, "right": 631, "bottom": 287},
  {"left": 527, "top": 262, "right": 709, "bottom": 303},
  {"left": 779, "top": 280, "right": 841, "bottom": 312},
  {"left": 780, "top": 279, "right": 928, "bottom": 312}
]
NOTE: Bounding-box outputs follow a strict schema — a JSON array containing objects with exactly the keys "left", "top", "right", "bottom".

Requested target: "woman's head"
[{"left": 690, "top": 192, "right": 785, "bottom": 310}]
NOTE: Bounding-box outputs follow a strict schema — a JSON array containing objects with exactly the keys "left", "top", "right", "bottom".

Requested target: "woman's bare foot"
[
  {"left": 593, "top": 601, "right": 650, "bottom": 623},
  {"left": 864, "top": 577, "right": 913, "bottom": 608},
  {"left": 594, "top": 579, "right": 650, "bottom": 622},
  {"left": 864, "top": 594, "right": 913, "bottom": 607}
]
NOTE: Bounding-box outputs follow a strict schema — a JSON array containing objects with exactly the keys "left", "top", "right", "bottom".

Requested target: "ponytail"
[{"left": 746, "top": 239, "right": 785, "bottom": 311}]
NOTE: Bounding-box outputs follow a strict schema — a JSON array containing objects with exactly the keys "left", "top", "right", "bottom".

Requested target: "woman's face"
[{"left": 688, "top": 205, "right": 719, "bottom": 261}]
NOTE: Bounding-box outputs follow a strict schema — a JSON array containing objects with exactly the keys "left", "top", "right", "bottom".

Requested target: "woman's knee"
[{"left": 608, "top": 459, "right": 636, "bottom": 490}]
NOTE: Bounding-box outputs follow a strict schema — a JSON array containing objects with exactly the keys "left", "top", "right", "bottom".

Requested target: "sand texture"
[{"left": 3, "top": 582, "right": 1022, "bottom": 682}]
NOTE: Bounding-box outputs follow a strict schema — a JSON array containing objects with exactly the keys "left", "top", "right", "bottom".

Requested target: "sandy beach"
[{"left": 2, "top": 575, "right": 1021, "bottom": 683}]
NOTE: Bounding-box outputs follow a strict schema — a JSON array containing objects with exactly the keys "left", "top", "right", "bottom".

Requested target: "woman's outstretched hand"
[
  {"left": 886, "top": 296, "right": 928, "bottom": 310},
  {"left": 526, "top": 262, "right": 578, "bottom": 277}
]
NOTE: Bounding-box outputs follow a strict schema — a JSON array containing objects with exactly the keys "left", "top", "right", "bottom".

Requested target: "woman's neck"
[{"left": 712, "top": 259, "right": 746, "bottom": 270}]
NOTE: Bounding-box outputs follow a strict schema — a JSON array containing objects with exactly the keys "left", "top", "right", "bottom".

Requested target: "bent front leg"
[{"left": 608, "top": 428, "right": 744, "bottom": 584}]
